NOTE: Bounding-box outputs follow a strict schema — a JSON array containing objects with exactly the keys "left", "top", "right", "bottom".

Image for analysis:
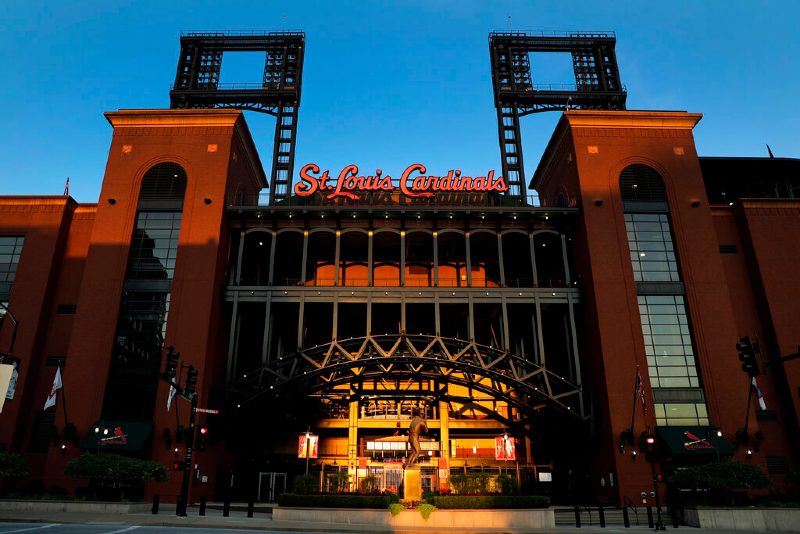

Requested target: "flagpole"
[
  {"left": 59, "top": 366, "right": 69, "bottom": 428},
  {"left": 629, "top": 367, "right": 640, "bottom": 437}
]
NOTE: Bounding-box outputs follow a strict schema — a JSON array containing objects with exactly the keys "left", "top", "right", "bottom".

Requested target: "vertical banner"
[
  {"left": 298, "top": 434, "right": 319, "bottom": 458},
  {"left": 0, "top": 364, "right": 13, "bottom": 413},
  {"left": 4, "top": 358, "right": 19, "bottom": 400},
  {"left": 495, "top": 436, "right": 516, "bottom": 460}
]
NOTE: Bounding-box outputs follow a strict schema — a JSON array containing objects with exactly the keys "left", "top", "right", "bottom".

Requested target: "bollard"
[
  {"left": 199, "top": 496, "right": 206, "bottom": 516},
  {"left": 247, "top": 498, "right": 254, "bottom": 518},
  {"left": 598, "top": 504, "right": 606, "bottom": 528},
  {"left": 151, "top": 494, "right": 160, "bottom": 515},
  {"left": 647, "top": 506, "right": 654, "bottom": 529},
  {"left": 574, "top": 505, "right": 581, "bottom": 528},
  {"left": 175, "top": 496, "right": 183, "bottom": 517},
  {"left": 671, "top": 508, "right": 679, "bottom": 529},
  {"left": 223, "top": 497, "right": 230, "bottom": 517},
  {"left": 622, "top": 506, "right": 630, "bottom": 528}
]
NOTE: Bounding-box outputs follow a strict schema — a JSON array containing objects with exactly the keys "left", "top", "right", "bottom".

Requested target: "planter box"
[
  {"left": 274, "top": 506, "right": 555, "bottom": 529},
  {"left": 0, "top": 499, "right": 151, "bottom": 514},
  {"left": 684, "top": 507, "right": 800, "bottom": 531}
]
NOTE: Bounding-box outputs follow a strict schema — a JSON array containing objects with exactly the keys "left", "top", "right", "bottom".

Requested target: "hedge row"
[
  {"left": 277, "top": 493, "right": 392, "bottom": 508},
  {"left": 432, "top": 495, "right": 550, "bottom": 509}
]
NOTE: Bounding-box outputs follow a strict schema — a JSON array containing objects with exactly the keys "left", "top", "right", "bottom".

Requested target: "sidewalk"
[{"left": 0, "top": 503, "right": 707, "bottom": 533}]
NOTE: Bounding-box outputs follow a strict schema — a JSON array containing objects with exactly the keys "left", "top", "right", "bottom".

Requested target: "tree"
[{"left": 0, "top": 453, "right": 29, "bottom": 479}]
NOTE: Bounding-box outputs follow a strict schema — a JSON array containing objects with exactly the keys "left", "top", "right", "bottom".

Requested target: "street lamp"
[{"left": 94, "top": 424, "right": 109, "bottom": 454}]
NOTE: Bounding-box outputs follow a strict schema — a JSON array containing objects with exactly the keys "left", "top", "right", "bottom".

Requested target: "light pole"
[{"left": 305, "top": 428, "right": 312, "bottom": 475}]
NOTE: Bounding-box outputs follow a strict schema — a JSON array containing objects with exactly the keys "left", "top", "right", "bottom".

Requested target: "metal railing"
[
  {"left": 490, "top": 30, "right": 616, "bottom": 39},
  {"left": 242, "top": 277, "right": 574, "bottom": 289}
]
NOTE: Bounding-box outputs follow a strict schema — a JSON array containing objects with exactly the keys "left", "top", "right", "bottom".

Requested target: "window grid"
[
  {"left": 625, "top": 213, "right": 679, "bottom": 282},
  {"left": 0, "top": 236, "right": 24, "bottom": 283},
  {"left": 127, "top": 212, "right": 182, "bottom": 281},
  {"left": 639, "top": 295, "right": 699, "bottom": 388},
  {"left": 654, "top": 402, "right": 708, "bottom": 427},
  {"left": 0, "top": 236, "right": 25, "bottom": 306}
]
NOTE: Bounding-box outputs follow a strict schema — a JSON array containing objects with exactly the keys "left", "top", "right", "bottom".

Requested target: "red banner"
[
  {"left": 495, "top": 436, "right": 516, "bottom": 460},
  {"left": 298, "top": 434, "right": 319, "bottom": 458}
]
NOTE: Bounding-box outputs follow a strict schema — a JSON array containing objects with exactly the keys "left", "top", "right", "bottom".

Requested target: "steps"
[{"left": 554, "top": 507, "right": 652, "bottom": 527}]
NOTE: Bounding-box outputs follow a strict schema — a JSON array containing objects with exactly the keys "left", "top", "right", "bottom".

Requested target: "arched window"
[
  {"left": 104, "top": 162, "right": 187, "bottom": 420},
  {"left": 619, "top": 164, "right": 667, "bottom": 203},
  {"left": 620, "top": 163, "right": 709, "bottom": 426}
]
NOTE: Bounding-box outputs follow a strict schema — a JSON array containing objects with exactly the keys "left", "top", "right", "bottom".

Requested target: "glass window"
[
  {"left": 654, "top": 402, "right": 709, "bottom": 427},
  {"left": 625, "top": 214, "right": 680, "bottom": 282}
]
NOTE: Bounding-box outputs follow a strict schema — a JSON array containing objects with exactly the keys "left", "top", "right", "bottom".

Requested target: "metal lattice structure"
[
  {"left": 489, "top": 31, "right": 627, "bottom": 201},
  {"left": 170, "top": 31, "right": 305, "bottom": 204},
  {"left": 229, "top": 333, "right": 584, "bottom": 425}
]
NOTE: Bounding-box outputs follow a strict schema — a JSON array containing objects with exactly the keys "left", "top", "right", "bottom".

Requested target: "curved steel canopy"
[{"left": 229, "top": 333, "right": 585, "bottom": 424}]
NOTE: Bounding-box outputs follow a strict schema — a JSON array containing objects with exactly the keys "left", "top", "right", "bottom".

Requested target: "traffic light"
[
  {"left": 196, "top": 425, "right": 208, "bottom": 451},
  {"left": 184, "top": 366, "right": 197, "bottom": 397},
  {"left": 164, "top": 346, "right": 179, "bottom": 380},
  {"left": 172, "top": 460, "right": 185, "bottom": 471},
  {"left": 640, "top": 432, "right": 658, "bottom": 463},
  {"left": 736, "top": 336, "right": 760, "bottom": 377}
]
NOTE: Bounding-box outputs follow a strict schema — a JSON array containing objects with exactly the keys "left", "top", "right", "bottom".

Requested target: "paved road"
[
  {"left": 0, "top": 522, "right": 761, "bottom": 534},
  {"left": 0, "top": 524, "right": 343, "bottom": 534}
]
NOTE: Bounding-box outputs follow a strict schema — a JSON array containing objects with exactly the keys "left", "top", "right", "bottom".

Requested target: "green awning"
[
  {"left": 657, "top": 426, "right": 734, "bottom": 458},
  {"left": 81, "top": 420, "right": 153, "bottom": 451}
]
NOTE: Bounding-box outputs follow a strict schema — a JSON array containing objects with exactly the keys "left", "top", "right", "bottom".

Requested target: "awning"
[
  {"left": 657, "top": 426, "right": 734, "bottom": 458},
  {"left": 81, "top": 420, "right": 154, "bottom": 451}
]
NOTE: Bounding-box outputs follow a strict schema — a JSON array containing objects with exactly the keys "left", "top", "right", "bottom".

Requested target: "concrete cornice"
[
  {"left": 563, "top": 109, "right": 703, "bottom": 129},
  {"left": 104, "top": 108, "right": 243, "bottom": 128}
]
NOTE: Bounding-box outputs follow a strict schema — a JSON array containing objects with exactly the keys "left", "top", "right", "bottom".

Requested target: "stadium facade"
[{"left": 0, "top": 31, "right": 798, "bottom": 505}]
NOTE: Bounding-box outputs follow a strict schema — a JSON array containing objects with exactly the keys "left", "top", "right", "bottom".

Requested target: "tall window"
[
  {"left": 102, "top": 163, "right": 186, "bottom": 420},
  {"left": 621, "top": 164, "right": 708, "bottom": 427},
  {"left": 0, "top": 236, "right": 24, "bottom": 309}
]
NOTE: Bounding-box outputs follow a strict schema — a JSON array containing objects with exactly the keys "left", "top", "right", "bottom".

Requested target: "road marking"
[
  {"left": 3, "top": 525, "right": 57, "bottom": 533},
  {"left": 102, "top": 527, "right": 140, "bottom": 534}
]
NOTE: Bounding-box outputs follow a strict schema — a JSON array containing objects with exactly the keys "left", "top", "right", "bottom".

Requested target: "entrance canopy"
[{"left": 657, "top": 426, "right": 734, "bottom": 458}]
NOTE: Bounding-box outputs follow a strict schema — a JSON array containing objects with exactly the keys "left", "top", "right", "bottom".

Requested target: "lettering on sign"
[{"left": 294, "top": 164, "right": 508, "bottom": 201}]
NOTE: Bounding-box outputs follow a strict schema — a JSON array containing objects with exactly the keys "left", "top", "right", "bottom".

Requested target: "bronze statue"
[{"left": 407, "top": 411, "right": 428, "bottom": 466}]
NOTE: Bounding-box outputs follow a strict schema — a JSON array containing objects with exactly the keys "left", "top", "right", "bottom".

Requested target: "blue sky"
[{"left": 1, "top": 0, "right": 798, "bottom": 202}]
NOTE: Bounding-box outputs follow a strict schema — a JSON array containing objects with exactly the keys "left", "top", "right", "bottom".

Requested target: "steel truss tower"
[
  {"left": 170, "top": 32, "right": 305, "bottom": 204},
  {"left": 489, "top": 31, "right": 627, "bottom": 202}
]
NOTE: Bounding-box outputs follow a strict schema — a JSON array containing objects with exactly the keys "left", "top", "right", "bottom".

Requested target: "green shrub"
[
  {"left": 450, "top": 473, "right": 469, "bottom": 494},
  {"left": 786, "top": 468, "right": 800, "bottom": 487},
  {"left": 497, "top": 474, "right": 516, "bottom": 494},
  {"left": 292, "top": 474, "right": 317, "bottom": 495},
  {"left": 417, "top": 503, "right": 437, "bottom": 520},
  {"left": 278, "top": 493, "right": 391, "bottom": 508},
  {"left": 327, "top": 471, "right": 348, "bottom": 493},
  {"left": 360, "top": 474, "right": 378, "bottom": 493},
  {"left": 669, "top": 461, "right": 770, "bottom": 492},
  {"left": 669, "top": 461, "right": 771, "bottom": 506},
  {"left": 65, "top": 454, "right": 167, "bottom": 483},
  {"left": 449, "top": 472, "right": 493, "bottom": 494},
  {"left": 388, "top": 502, "right": 405, "bottom": 516},
  {"left": 0, "top": 452, "right": 30, "bottom": 479},
  {"left": 433, "top": 495, "right": 550, "bottom": 509}
]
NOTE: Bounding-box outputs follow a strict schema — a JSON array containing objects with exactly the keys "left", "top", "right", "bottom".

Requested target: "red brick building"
[{"left": 1, "top": 106, "right": 798, "bottom": 505}]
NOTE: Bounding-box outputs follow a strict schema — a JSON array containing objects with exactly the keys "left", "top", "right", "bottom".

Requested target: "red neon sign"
[{"left": 294, "top": 164, "right": 508, "bottom": 201}]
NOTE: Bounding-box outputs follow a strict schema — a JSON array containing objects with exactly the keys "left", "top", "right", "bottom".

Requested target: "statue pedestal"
[{"left": 403, "top": 467, "right": 422, "bottom": 501}]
